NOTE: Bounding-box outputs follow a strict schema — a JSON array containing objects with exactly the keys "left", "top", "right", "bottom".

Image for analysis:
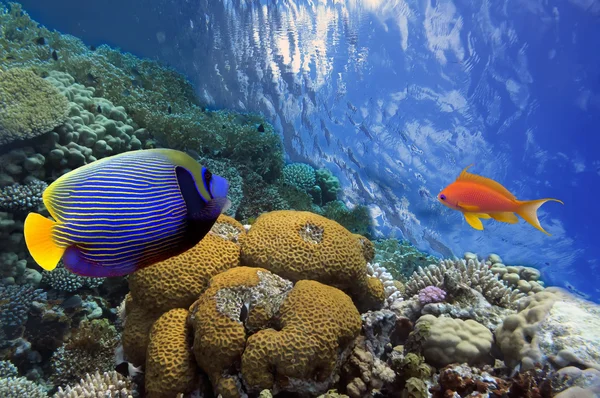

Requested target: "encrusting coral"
[
  {"left": 49, "top": 319, "right": 120, "bottom": 387},
  {"left": 495, "top": 287, "right": 600, "bottom": 371}
]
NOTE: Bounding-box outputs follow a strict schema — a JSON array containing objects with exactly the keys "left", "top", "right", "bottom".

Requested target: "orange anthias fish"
[{"left": 437, "top": 165, "right": 563, "bottom": 235}]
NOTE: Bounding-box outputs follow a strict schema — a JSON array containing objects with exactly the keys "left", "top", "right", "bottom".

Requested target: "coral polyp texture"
[
  {"left": 1, "top": 3, "right": 600, "bottom": 398},
  {"left": 0, "top": 68, "right": 69, "bottom": 145},
  {"left": 145, "top": 308, "right": 198, "bottom": 398},
  {"left": 239, "top": 210, "right": 384, "bottom": 310},
  {"left": 188, "top": 267, "right": 294, "bottom": 398}
]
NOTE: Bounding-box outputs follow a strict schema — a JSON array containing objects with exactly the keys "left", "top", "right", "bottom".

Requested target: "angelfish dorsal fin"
[{"left": 456, "top": 165, "right": 517, "bottom": 200}]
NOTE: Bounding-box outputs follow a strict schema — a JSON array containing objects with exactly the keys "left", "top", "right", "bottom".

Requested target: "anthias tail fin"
[
  {"left": 24, "top": 213, "right": 64, "bottom": 271},
  {"left": 516, "top": 198, "right": 564, "bottom": 235}
]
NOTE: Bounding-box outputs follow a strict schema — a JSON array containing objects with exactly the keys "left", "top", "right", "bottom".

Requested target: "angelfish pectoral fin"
[
  {"left": 463, "top": 212, "right": 485, "bottom": 230},
  {"left": 489, "top": 212, "right": 519, "bottom": 224}
]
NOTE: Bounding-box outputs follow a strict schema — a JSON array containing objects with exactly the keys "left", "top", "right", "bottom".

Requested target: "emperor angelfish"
[{"left": 24, "top": 149, "right": 230, "bottom": 277}]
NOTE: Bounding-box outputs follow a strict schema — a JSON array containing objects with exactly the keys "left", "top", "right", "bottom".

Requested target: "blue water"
[{"left": 18, "top": 0, "right": 600, "bottom": 301}]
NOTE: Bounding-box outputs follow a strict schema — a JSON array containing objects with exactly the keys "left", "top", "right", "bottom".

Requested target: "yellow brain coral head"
[
  {"left": 241, "top": 280, "right": 362, "bottom": 395},
  {"left": 145, "top": 308, "right": 198, "bottom": 398},
  {"left": 188, "top": 267, "right": 294, "bottom": 398},
  {"left": 240, "top": 210, "right": 381, "bottom": 309}
]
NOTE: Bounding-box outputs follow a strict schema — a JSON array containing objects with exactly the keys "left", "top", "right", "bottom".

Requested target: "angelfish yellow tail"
[
  {"left": 24, "top": 213, "right": 64, "bottom": 271},
  {"left": 516, "top": 198, "right": 564, "bottom": 236}
]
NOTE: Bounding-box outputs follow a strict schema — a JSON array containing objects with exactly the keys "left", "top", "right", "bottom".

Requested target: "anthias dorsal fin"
[{"left": 456, "top": 164, "right": 517, "bottom": 200}]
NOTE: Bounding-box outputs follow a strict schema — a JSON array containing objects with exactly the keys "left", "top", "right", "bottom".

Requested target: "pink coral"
[{"left": 418, "top": 286, "right": 446, "bottom": 304}]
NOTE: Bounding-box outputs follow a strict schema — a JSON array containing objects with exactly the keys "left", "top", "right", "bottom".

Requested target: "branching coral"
[
  {"left": 282, "top": 163, "right": 317, "bottom": 191},
  {"left": 0, "top": 376, "right": 48, "bottom": 398},
  {"left": 405, "top": 258, "right": 525, "bottom": 308},
  {"left": 54, "top": 371, "right": 138, "bottom": 398}
]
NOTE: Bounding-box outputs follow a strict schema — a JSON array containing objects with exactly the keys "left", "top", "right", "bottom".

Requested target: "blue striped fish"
[{"left": 24, "top": 149, "right": 230, "bottom": 277}]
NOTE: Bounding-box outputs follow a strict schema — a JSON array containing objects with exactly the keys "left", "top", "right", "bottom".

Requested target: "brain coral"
[
  {"left": 240, "top": 210, "right": 383, "bottom": 310},
  {"left": 188, "top": 266, "right": 294, "bottom": 398},
  {"left": 241, "top": 280, "right": 362, "bottom": 395},
  {"left": 410, "top": 314, "right": 494, "bottom": 368},
  {"left": 121, "top": 296, "right": 162, "bottom": 366},
  {"left": 128, "top": 215, "right": 244, "bottom": 314},
  {"left": 145, "top": 308, "right": 198, "bottom": 398},
  {"left": 0, "top": 68, "right": 69, "bottom": 145}
]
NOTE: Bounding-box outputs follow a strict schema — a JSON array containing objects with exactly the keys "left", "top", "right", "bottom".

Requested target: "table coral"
[
  {"left": 240, "top": 210, "right": 384, "bottom": 310},
  {"left": 241, "top": 280, "right": 362, "bottom": 395},
  {"left": 0, "top": 68, "right": 69, "bottom": 145},
  {"left": 128, "top": 215, "right": 244, "bottom": 315},
  {"left": 145, "top": 308, "right": 198, "bottom": 398},
  {"left": 188, "top": 267, "right": 293, "bottom": 398}
]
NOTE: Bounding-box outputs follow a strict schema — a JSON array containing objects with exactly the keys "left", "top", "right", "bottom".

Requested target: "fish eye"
[{"left": 440, "top": 194, "right": 446, "bottom": 201}]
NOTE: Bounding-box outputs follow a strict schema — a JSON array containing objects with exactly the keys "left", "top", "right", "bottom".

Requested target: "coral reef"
[
  {"left": 241, "top": 279, "right": 362, "bottom": 395},
  {"left": 128, "top": 215, "right": 244, "bottom": 315},
  {"left": 188, "top": 267, "right": 294, "bottom": 397},
  {"left": 0, "top": 284, "right": 47, "bottom": 339},
  {"left": 282, "top": 162, "right": 317, "bottom": 191},
  {"left": 417, "top": 286, "right": 446, "bottom": 305},
  {"left": 0, "top": 376, "right": 48, "bottom": 397},
  {"left": 42, "top": 263, "right": 104, "bottom": 292},
  {"left": 320, "top": 200, "right": 373, "bottom": 237},
  {"left": 0, "top": 179, "right": 46, "bottom": 213}
]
